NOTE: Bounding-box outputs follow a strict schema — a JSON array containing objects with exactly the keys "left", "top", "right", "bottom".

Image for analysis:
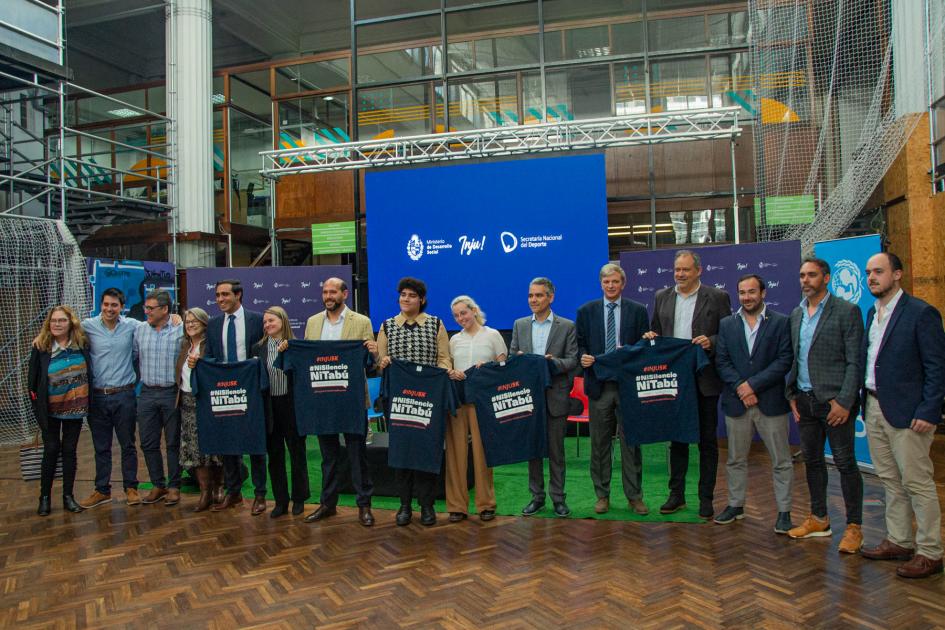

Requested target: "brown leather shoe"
[
  {"left": 79, "top": 490, "right": 112, "bottom": 510},
  {"left": 359, "top": 507, "right": 375, "bottom": 527},
  {"left": 210, "top": 493, "right": 243, "bottom": 511},
  {"left": 594, "top": 497, "right": 609, "bottom": 514},
  {"left": 861, "top": 539, "right": 915, "bottom": 561},
  {"left": 165, "top": 488, "right": 181, "bottom": 506},
  {"left": 897, "top": 554, "right": 944, "bottom": 579},
  {"left": 141, "top": 487, "right": 168, "bottom": 504},
  {"left": 629, "top": 498, "right": 650, "bottom": 515},
  {"left": 126, "top": 488, "right": 141, "bottom": 506},
  {"left": 251, "top": 496, "right": 267, "bottom": 516}
]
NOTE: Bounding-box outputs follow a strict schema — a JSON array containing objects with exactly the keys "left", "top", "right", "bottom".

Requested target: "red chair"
[{"left": 567, "top": 376, "right": 590, "bottom": 456}]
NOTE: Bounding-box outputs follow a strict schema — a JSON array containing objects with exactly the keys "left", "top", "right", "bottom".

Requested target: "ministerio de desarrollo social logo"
[{"left": 406, "top": 234, "right": 424, "bottom": 261}]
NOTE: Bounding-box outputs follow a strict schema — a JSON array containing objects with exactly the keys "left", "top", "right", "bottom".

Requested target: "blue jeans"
[
  {"left": 138, "top": 386, "right": 181, "bottom": 489},
  {"left": 88, "top": 389, "right": 138, "bottom": 494},
  {"left": 796, "top": 391, "right": 863, "bottom": 524}
]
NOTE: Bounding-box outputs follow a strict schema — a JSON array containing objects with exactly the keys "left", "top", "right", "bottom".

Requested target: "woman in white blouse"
[{"left": 446, "top": 295, "right": 507, "bottom": 522}]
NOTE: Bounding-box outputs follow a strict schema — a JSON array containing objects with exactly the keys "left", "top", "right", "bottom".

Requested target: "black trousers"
[
  {"left": 223, "top": 454, "right": 267, "bottom": 496},
  {"left": 268, "top": 393, "right": 309, "bottom": 506},
  {"left": 41, "top": 417, "right": 82, "bottom": 497},
  {"left": 395, "top": 469, "right": 436, "bottom": 509},
  {"left": 318, "top": 414, "right": 373, "bottom": 508},
  {"left": 668, "top": 393, "right": 720, "bottom": 506}
]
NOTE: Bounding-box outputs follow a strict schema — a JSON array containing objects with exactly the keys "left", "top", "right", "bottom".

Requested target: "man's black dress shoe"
[
  {"left": 303, "top": 505, "right": 336, "bottom": 523},
  {"left": 396, "top": 505, "right": 412, "bottom": 526},
  {"left": 292, "top": 502, "right": 305, "bottom": 516},
  {"left": 37, "top": 496, "right": 51, "bottom": 516},
  {"left": 359, "top": 507, "right": 375, "bottom": 527},
  {"left": 270, "top": 504, "right": 288, "bottom": 518},
  {"left": 698, "top": 502, "right": 714, "bottom": 520},
  {"left": 63, "top": 495, "right": 83, "bottom": 513},
  {"left": 659, "top": 495, "right": 687, "bottom": 514},
  {"left": 553, "top": 501, "right": 571, "bottom": 517},
  {"left": 521, "top": 500, "right": 545, "bottom": 516},
  {"left": 420, "top": 505, "right": 436, "bottom": 526}
]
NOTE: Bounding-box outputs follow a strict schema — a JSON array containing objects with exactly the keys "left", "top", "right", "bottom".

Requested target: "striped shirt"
[
  {"left": 47, "top": 343, "right": 89, "bottom": 419},
  {"left": 266, "top": 337, "right": 288, "bottom": 396},
  {"left": 134, "top": 321, "right": 183, "bottom": 387}
]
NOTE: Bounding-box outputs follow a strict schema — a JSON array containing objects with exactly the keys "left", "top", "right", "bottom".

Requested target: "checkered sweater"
[{"left": 382, "top": 315, "right": 441, "bottom": 366}]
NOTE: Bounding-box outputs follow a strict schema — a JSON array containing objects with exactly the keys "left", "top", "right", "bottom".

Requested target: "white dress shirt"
[
  {"left": 866, "top": 288, "right": 904, "bottom": 391},
  {"left": 320, "top": 306, "right": 347, "bottom": 341},
  {"left": 738, "top": 305, "right": 766, "bottom": 354},
  {"left": 450, "top": 326, "right": 507, "bottom": 372},
  {"left": 673, "top": 283, "right": 700, "bottom": 340},
  {"left": 221, "top": 305, "right": 247, "bottom": 361}
]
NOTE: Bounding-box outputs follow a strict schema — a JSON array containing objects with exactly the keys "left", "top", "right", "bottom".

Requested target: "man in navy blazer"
[
  {"left": 577, "top": 263, "right": 650, "bottom": 515},
  {"left": 858, "top": 252, "right": 945, "bottom": 579},
  {"left": 200, "top": 279, "right": 267, "bottom": 514},
  {"left": 714, "top": 274, "right": 795, "bottom": 534}
]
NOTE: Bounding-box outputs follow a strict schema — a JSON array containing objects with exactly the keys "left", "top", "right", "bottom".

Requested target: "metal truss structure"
[{"left": 260, "top": 107, "right": 742, "bottom": 178}]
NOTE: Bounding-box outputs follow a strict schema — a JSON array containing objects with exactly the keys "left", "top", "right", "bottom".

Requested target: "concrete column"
[{"left": 166, "top": 0, "right": 215, "bottom": 267}]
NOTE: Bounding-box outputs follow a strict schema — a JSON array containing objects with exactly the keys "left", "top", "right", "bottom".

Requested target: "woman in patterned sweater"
[
  {"left": 28, "top": 305, "right": 92, "bottom": 516},
  {"left": 377, "top": 277, "right": 452, "bottom": 527}
]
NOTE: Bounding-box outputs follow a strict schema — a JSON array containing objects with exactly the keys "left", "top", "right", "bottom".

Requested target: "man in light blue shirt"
[
  {"left": 79, "top": 288, "right": 143, "bottom": 509},
  {"left": 795, "top": 293, "right": 828, "bottom": 392}
]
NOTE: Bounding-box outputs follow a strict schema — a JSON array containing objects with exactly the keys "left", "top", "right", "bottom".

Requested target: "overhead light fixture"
[
  {"left": 107, "top": 108, "right": 140, "bottom": 118},
  {"left": 323, "top": 96, "right": 334, "bottom": 101},
  {"left": 211, "top": 93, "right": 226, "bottom": 105}
]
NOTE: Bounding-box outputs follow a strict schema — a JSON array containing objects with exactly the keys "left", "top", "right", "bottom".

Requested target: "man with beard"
[
  {"left": 714, "top": 274, "right": 794, "bottom": 534},
  {"left": 302, "top": 278, "right": 379, "bottom": 526},
  {"left": 858, "top": 252, "right": 945, "bottom": 578}
]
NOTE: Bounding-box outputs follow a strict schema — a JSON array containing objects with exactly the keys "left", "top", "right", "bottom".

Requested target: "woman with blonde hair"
[
  {"left": 446, "top": 295, "right": 507, "bottom": 522},
  {"left": 28, "top": 305, "right": 92, "bottom": 516},
  {"left": 251, "top": 306, "right": 309, "bottom": 518},
  {"left": 176, "top": 307, "right": 224, "bottom": 511}
]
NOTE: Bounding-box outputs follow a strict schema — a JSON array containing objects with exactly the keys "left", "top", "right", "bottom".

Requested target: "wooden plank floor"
[{"left": 1, "top": 431, "right": 945, "bottom": 629}]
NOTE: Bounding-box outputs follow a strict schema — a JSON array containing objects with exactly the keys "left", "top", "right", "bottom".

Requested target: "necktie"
[
  {"left": 226, "top": 314, "right": 238, "bottom": 362},
  {"left": 605, "top": 302, "right": 617, "bottom": 354}
]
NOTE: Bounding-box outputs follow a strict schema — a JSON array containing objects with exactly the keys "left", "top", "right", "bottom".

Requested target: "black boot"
[
  {"left": 38, "top": 496, "right": 51, "bottom": 516},
  {"left": 396, "top": 504, "right": 412, "bottom": 526},
  {"left": 63, "top": 495, "right": 83, "bottom": 513}
]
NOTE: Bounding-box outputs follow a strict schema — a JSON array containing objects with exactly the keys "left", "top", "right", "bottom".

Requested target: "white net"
[
  {"left": 0, "top": 216, "right": 91, "bottom": 446},
  {"left": 750, "top": 0, "right": 926, "bottom": 252}
]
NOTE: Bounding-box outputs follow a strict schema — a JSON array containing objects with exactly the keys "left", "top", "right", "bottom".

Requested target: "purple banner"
[
  {"left": 620, "top": 241, "right": 803, "bottom": 443},
  {"left": 185, "top": 266, "right": 353, "bottom": 338},
  {"left": 87, "top": 258, "right": 177, "bottom": 321}
]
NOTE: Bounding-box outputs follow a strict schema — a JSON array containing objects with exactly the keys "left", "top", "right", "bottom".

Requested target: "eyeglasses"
[
  {"left": 143, "top": 305, "right": 167, "bottom": 312},
  {"left": 50, "top": 318, "right": 69, "bottom": 324},
  {"left": 185, "top": 320, "right": 203, "bottom": 326}
]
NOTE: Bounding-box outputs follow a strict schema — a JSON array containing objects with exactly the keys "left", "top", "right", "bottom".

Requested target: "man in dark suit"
[
  {"left": 858, "top": 252, "right": 945, "bottom": 578},
  {"left": 646, "top": 249, "right": 731, "bottom": 520},
  {"left": 785, "top": 257, "right": 864, "bottom": 553},
  {"left": 577, "top": 263, "right": 650, "bottom": 515},
  {"left": 510, "top": 277, "right": 578, "bottom": 518},
  {"left": 714, "top": 274, "right": 794, "bottom": 534},
  {"left": 200, "top": 279, "right": 267, "bottom": 514}
]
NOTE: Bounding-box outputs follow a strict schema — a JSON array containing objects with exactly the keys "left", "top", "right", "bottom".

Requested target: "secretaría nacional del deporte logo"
[
  {"left": 830, "top": 259, "right": 862, "bottom": 304},
  {"left": 406, "top": 234, "right": 424, "bottom": 261}
]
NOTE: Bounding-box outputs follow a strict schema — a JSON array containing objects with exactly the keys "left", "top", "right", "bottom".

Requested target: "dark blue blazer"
[
  {"left": 715, "top": 308, "right": 793, "bottom": 418},
  {"left": 576, "top": 296, "right": 649, "bottom": 400},
  {"left": 860, "top": 292, "right": 945, "bottom": 427},
  {"left": 205, "top": 308, "right": 265, "bottom": 362}
]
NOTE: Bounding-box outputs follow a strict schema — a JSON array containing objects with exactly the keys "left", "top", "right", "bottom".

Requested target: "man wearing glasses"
[{"left": 134, "top": 290, "right": 184, "bottom": 505}]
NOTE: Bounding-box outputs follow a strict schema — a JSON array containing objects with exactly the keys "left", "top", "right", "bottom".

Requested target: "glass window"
[
  {"left": 447, "top": 3, "right": 539, "bottom": 73},
  {"left": 278, "top": 94, "right": 350, "bottom": 153},
  {"left": 614, "top": 62, "right": 646, "bottom": 115},
  {"left": 229, "top": 109, "right": 273, "bottom": 227},
  {"left": 543, "top": 0, "right": 642, "bottom": 61},
  {"left": 647, "top": 15, "right": 707, "bottom": 52},
  {"left": 612, "top": 21, "right": 644, "bottom": 55},
  {"left": 75, "top": 89, "right": 146, "bottom": 125},
  {"left": 522, "top": 71, "right": 543, "bottom": 124},
  {"left": 148, "top": 86, "right": 166, "bottom": 114},
  {"left": 357, "top": 83, "right": 433, "bottom": 139},
  {"left": 709, "top": 11, "right": 748, "bottom": 47},
  {"left": 545, "top": 64, "right": 611, "bottom": 121},
  {"left": 710, "top": 52, "right": 751, "bottom": 115},
  {"left": 448, "top": 75, "right": 518, "bottom": 129},
  {"left": 356, "top": 0, "right": 439, "bottom": 20},
  {"left": 650, "top": 58, "right": 708, "bottom": 112},
  {"left": 755, "top": 4, "right": 809, "bottom": 42},
  {"left": 231, "top": 71, "right": 273, "bottom": 119},
  {"left": 357, "top": 16, "right": 441, "bottom": 84},
  {"left": 274, "top": 60, "right": 350, "bottom": 95}
]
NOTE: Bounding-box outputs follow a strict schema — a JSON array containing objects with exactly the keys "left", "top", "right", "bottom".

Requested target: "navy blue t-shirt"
[
  {"left": 191, "top": 358, "right": 269, "bottom": 455},
  {"left": 592, "top": 337, "right": 709, "bottom": 446},
  {"left": 274, "top": 339, "right": 369, "bottom": 436},
  {"left": 463, "top": 354, "right": 551, "bottom": 467},
  {"left": 382, "top": 359, "right": 456, "bottom": 474}
]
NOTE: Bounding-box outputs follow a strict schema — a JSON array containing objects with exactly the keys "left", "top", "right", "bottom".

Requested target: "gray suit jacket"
[
  {"left": 509, "top": 312, "right": 578, "bottom": 417},
  {"left": 650, "top": 283, "right": 732, "bottom": 396},
  {"left": 786, "top": 295, "right": 864, "bottom": 411}
]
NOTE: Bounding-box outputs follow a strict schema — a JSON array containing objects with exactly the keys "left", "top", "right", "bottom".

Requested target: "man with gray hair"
[
  {"left": 577, "top": 262, "right": 650, "bottom": 515},
  {"left": 511, "top": 277, "right": 578, "bottom": 517},
  {"left": 134, "top": 290, "right": 184, "bottom": 505},
  {"left": 645, "top": 249, "right": 732, "bottom": 520}
]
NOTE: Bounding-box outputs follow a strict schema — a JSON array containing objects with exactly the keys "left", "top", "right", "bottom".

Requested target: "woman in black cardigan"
[
  {"left": 251, "top": 306, "right": 309, "bottom": 518},
  {"left": 28, "top": 305, "right": 93, "bottom": 516}
]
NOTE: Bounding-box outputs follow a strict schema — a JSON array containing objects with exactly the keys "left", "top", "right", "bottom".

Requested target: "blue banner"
[
  {"left": 87, "top": 258, "right": 176, "bottom": 320},
  {"left": 813, "top": 234, "right": 882, "bottom": 469}
]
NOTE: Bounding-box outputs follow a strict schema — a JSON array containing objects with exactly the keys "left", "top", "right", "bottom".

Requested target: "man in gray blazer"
[
  {"left": 785, "top": 257, "right": 865, "bottom": 554},
  {"left": 510, "top": 277, "right": 579, "bottom": 517},
  {"left": 646, "top": 249, "right": 732, "bottom": 520}
]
